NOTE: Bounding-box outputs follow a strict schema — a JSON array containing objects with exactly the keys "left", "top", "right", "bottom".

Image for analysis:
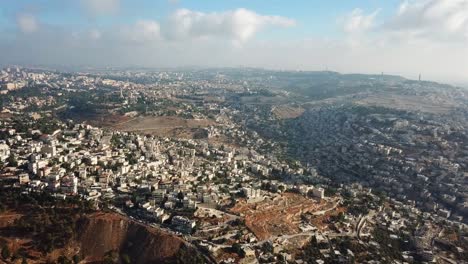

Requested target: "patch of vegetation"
[
  {"left": 0, "top": 188, "right": 95, "bottom": 253},
  {"left": 174, "top": 248, "right": 206, "bottom": 264}
]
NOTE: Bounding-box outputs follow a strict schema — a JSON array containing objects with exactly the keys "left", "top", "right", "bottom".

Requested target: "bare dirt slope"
[
  {"left": 78, "top": 212, "right": 201, "bottom": 263},
  {"left": 0, "top": 211, "right": 207, "bottom": 264},
  {"left": 230, "top": 193, "right": 336, "bottom": 240}
]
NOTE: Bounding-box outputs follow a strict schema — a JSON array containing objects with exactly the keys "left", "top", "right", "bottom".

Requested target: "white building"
[
  {"left": 0, "top": 144, "right": 10, "bottom": 161},
  {"left": 42, "top": 143, "right": 57, "bottom": 157},
  {"left": 312, "top": 187, "right": 325, "bottom": 199}
]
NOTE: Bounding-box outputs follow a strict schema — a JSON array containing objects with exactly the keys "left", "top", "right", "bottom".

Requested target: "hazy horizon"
[
  {"left": 1, "top": 0, "right": 467, "bottom": 85},
  {"left": 3, "top": 63, "right": 467, "bottom": 88}
]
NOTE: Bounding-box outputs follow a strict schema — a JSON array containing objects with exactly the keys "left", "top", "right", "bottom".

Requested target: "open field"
[
  {"left": 356, "top": 93, "right": 458, "bottom": 114},
  {"left": 112, "top": 116, "right": 215, "bottom": 138},
  {"left": 240, "top": 95, "right": 290, "bottom": 105},
  {"left": 230, "top": 193, "right": 338, "bottom": 240},
  {"left": 173, "top": 95, "right": 225, "bottom": 103},
  {"left": 88, "top": 114, "right": 132, "bottom": 127},
  {"left": 272, "top": 105, "right": 305, "bottom": 119},
  {"left": 59, "top": 111, "right": 132, "bottom": 128}
]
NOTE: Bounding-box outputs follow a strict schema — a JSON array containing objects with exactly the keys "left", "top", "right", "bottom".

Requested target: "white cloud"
[
  {"left": 2, "top": 4, "right": 468, "bottom": 84},
  {"left": 385, "top": 0, "right": 468, "bottom": 40},
  {"left": 334, "top": 0, "right": 468, "bottom": 83},
  {"left": 81, "top": 0, "right": 120, "bottom": 16},
  {"left": 165, "top": 8, "right": 296, "bottom": 44},
  {"left": 89, "top": 29, "right": 102, "bottom": 40},
  {"left": 16, "top": 13, "right": 39, "bottom": 33},
  {"left": 342, "top": 8, "right": 380, "bottom": 34},
  {"left": 121, "top": 20, "right": 161, "bottom": 43}
]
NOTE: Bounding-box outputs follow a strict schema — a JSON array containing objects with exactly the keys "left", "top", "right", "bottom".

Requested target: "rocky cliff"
[
  {"left": 77, "top": 212, "right": 205, "bottom": 263},
  {"left": 0, "top": 210, "right": 207, "bottom": 264}
]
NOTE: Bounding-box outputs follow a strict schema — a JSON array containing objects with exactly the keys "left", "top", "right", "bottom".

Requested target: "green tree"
[
  {"left": 7, "top": 155, "right": 18, "bottom": 167},
  {"left": 58, "top": 255, "right": 71, "bottom": 264},
  {"left": 231, "top": 243, "right": 245, "bottom": 258},
  {"left": 103, "top": 250, "right": 118, "bottom": 264},
  {"left": 177, "top": 191, "right": 184, "bottom": 200},
  {"left": 325, "top": 187, "right": 337, "bottom": 196},
  {"left": 121, "top": 254, "right": 131, "bottom": 264},
  {"left": 1, "top": 245, "right": 11, "bottom": 260},
  {"left": 72, "top": 254, "right": 81, "bottom": 264}
]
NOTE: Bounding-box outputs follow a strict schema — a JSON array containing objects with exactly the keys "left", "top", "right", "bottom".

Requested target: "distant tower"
[{"left": 419, "top": 74, "right": 421, "bottom": 82}]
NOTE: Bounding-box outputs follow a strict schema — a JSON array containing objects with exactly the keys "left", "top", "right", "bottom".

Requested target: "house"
[
  {"left": 171, "top": 216, "right": 196, "bottom": 234},
  {"left": 0, "top": 144, "right": 10, "bottom": 161}
]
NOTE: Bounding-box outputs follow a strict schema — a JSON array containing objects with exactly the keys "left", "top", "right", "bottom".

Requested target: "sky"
[{"left": 0, "top": 0, "right": 467, "bottom": 84}]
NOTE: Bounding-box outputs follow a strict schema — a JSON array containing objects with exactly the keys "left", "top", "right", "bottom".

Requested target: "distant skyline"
[{"left": 0, "top": 0, "right": 467, "bottom": 84}]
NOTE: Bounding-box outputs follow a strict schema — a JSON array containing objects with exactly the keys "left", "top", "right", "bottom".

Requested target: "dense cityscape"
[{"left": 0, "top": 66, "right": 466, "bottom": 263}]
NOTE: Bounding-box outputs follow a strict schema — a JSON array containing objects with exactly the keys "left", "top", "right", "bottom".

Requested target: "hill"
[{"left": 0, "top": 190, "right": 208, "bottom": 264}]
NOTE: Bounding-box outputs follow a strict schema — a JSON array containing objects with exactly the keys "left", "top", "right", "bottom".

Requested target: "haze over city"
[{"left": 1, "top": 0, "right": 468, "bottom": 85}]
